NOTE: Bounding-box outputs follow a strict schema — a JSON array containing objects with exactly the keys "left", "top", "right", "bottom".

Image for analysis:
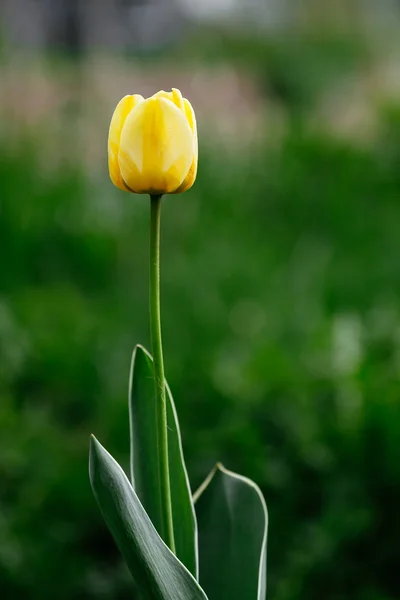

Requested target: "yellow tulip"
[{"left": 108, "top": 88, "right": 198, "bottom": 195}]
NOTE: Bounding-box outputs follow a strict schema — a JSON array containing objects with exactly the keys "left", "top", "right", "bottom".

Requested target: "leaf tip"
[
  {"left": 129, "top": 345, "right": 152, "bottom": 390},
  {"left": 89, "top": 433, "right": 99, "bottom": 449},
  {"left": 133, "top": 344, "right": 151, "bottom": 359},
  {"left": 89, "top": 435, "right": 107, "bottom": 489},
  {"left": 193, "top": 463, "right": 219, "bottom": 503}
]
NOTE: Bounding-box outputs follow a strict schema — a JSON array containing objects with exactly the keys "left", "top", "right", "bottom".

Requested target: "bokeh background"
[{"left": 1, "top": 1, "right": 400, "bottom": 599}]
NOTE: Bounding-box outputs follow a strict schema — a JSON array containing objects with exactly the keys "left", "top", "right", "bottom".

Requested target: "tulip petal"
[
  {"left": 173, "top": 98, "right": 198, "bottom": 194},
  {"left": 154, "top": 89, "right": 185, "bottom": 113},
  {"left": 171, "top": 88, "right": 186, "bottom": 112},
  {"left": 118, "top": 97, "right": 194, "bottom": 194},
  {"left": 108, "top": 94, "right": 144, "bottom": 191}
]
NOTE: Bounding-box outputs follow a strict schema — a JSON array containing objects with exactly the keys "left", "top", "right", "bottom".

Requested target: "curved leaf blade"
[
  {"left": 194, "top": 464, "right": 268, "bottom": 600},
  {"left": 129, "top": 345, "right": 198, "bottom": 578},
  {"left": 89, "top": 436, "right": 208, "bottom": 600}
]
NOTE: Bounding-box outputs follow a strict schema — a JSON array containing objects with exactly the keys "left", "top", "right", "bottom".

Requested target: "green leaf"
[
  {"left": 129, "top": 345, "right": 198, "bottom": 578},
  {"left": 89, "top": 436, "right": 208, "bottom": 600},
  {"left": 194, "top": 464, "right": 268, "bottom": 600}
]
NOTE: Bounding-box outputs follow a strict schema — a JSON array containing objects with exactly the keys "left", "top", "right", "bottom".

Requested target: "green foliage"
[
  {"left": 129, "top": 345, "right": 197, "bottom": 577},
  {"left": 95, "top": 343, "right": 266, "bottom": 598},
  {"left": 1, "top": 104, "right": 400, "bottom": 600},
  {"left": 89, "top": 437, "right": 208, "bottom": 600},
  {"left": 195, "top": 464, "right": 267, "bottom": 600}
]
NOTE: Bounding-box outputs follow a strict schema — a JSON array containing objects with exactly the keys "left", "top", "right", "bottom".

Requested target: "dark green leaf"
[
  {"left": 194, "top": 464, "right": 268, "bottom": 600},
  {"left": 89, "top": 436, "right": 208, "bottom": 600},
  {"left": 129, "top": 345, "right": 198, "bottom": 577}
]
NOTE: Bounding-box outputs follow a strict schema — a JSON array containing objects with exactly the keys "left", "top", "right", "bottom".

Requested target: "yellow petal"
[
  {"left": 153, "top": 90, "right": 173, "bottom": 101},
  {"left": 108, "top": 94, "right": 144, "bottom": 191},
  {"left": 118, "top": 96, "right": 194, "bottom": 194},
  {"left": 153, "top": 88, "right": 185, "bottom": 112},
  {"left": 173, "top": 98, "right": 198, "bottom": 194},
  {"left": 171, "top": 88, "right": 186, "bottom": 112}
]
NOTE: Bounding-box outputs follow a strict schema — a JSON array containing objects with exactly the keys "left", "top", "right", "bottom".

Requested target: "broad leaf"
[
  {"left": 89, "top": 436, "right": 208, "bottom": 600},
  {"left": 194, "top": 464, "right": 268, "bottom": 600},
  {"left": 129, "top": 345, "right": 198, "bottom": 577}
]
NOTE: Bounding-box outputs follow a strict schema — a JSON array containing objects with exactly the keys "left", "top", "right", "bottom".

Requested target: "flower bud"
[{"left": 108, "top": 89, "right": 198, "bottom": 195}]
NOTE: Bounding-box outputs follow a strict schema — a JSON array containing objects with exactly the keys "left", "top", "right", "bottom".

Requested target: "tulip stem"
[{"left": 149, "top": 193, "right": 175, "bottom": 554}]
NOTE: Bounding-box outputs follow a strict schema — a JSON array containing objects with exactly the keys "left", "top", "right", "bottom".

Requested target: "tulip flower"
[
  {"left": 91, "top": 83, "right": 268, "bottom": 600},
  {"left": 108, "top": 88, "right": 198, "bottom": 553},
  {"left": 108, "top": 88, "right": 198, "bottom": 195}
]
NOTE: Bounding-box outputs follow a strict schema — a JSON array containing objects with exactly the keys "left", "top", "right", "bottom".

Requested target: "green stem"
[{"left": 149, "top": 194, "right": 175, "bottom": 553}]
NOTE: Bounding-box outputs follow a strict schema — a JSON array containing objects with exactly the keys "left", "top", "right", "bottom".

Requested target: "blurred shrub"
[
  {"left": 0, "top": 105, "right": 399, "bottom": 600},
  {"left": 172, "top": 29, "right": 369, "bottom": 110}
]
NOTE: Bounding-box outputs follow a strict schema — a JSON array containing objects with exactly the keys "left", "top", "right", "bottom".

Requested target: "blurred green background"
[{"left": 1, "top": 1, "right": 400, "bottom": 599}]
